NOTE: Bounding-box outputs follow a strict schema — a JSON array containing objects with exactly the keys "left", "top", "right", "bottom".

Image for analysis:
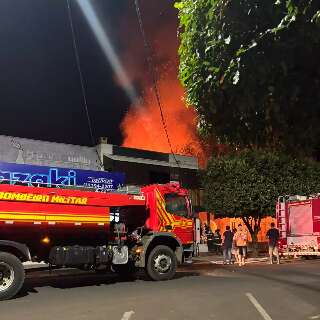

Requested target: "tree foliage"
[
  {"left": 203, "top": 149, "right": 320, "bottom": 240},
  {"left": 175, "top": 0, "right": 320, "bottom": 156}
]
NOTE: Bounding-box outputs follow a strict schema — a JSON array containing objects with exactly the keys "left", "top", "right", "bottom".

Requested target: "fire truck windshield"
[{"left": 164, "top": 193, "right": 188, "bottom": 218}]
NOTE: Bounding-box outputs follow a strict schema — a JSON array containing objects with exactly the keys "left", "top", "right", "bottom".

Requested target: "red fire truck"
[
  {"left": 0, "top": 182, "right": 194, "bottom": 300},
  {"left": 276, "top": 195, "right": 320, "bottom": 258}
]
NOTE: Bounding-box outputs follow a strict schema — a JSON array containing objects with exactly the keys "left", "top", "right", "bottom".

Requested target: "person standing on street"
[
  {"left": 222, "top": 226, "right": 234, "bottom": 264},
  {"left": 266, "top": 222, "right": 280, "bottom": 264},
  {"left": 213, "top": 229, "right": 222, "bottom": 255},
  {"left": 234, "top": 224, "right": 248, "bottom": 266}
]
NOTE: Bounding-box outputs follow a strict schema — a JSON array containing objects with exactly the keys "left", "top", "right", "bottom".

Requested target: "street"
[
  {"left": 1, "top": 259, "right": 319, "bottom": 320},
  {"left": 0, "top": 0, "right": 319, "bottom": 319}
]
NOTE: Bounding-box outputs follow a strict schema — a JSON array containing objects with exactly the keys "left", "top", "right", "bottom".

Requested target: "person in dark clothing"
[
  {"left": 213, "top": 228, "right": 221, "bottom": 239},
  {"left": 205, "top": 223, "right": 213, "bottom": 241},
  {"left": 213, "top": 229, "right": 222, "bottom": 255},
  {"left": 266, "top": 222, "right": 280, "bottom": 264},
  {"left": 222, "top": 226, "right": 234, "bottom": 264}
]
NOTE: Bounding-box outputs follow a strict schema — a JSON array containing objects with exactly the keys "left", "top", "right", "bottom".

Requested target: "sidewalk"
[{"left": 193, "top": 254, "right": 269, "bottom": 265}]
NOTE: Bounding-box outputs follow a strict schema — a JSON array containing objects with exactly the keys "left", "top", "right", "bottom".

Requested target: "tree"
[
  {"left": 175, "top": 0, "right": 320, "bottom": 157},
  {"left": 203, "top": 149, "right": 320, "bottom": 246}
]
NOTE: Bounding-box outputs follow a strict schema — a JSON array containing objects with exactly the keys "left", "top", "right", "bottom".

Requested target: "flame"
[
  {"left": 119, "top": 2, "right": 207, "bottom": 166},
  {"left": 121, "top": 73, "right": 202, "bottom": 156}
]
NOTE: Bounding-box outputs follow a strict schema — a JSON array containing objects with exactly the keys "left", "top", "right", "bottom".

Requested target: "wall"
[
  {"left": 0, "top": 135, "right": 101, "bottom": 170},
  {"left": 198, "top": 212, "right": 276, "bottom": 242}
]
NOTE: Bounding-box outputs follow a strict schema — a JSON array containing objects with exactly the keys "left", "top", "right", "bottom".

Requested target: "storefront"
[{"left": 0, "top": 135, "right": 200, "bottom": 194}]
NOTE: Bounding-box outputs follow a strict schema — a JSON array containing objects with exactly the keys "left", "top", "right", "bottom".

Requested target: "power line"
[
  {"left": 66, "top": 0, "right": 94, "bottom": 146},
  {"left": 66, "top": 0, "right": 104, "bottom": 170},
  {"left": 134, "top": 0, "right": 181, "bottom": 169}
]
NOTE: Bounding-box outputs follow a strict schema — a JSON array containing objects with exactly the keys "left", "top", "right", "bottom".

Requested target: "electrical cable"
[
  {"left": 134, "top": 0, "right": 181, "bottom": 170},
  {"left": 66, "top": 0, "right": 104, "bottom": 170}
]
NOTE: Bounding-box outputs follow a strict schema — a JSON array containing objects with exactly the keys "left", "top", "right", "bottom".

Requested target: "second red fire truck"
[
  {"left": 0, "top": 182, "right": 195, "bottom": 300},
  {"left": 276, "top": 195, "right": 320, "bottom": 258}
]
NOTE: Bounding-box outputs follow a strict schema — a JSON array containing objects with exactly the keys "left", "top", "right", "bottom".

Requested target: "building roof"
[{"left": 105, "top": 145, "right": 198, "bottom": 170}]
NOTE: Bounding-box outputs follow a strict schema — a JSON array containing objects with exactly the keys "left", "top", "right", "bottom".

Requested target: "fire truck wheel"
[
  {"left": 146, "top": 245, "right": 177, "bottom": 281},
  {"left": 0, "top": 252, "right": 25, "bottom": 301}
]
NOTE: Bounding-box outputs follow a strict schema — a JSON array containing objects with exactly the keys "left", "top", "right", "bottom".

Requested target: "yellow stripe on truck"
[{"left": 0, "top": 211, "right": 110, "bottom": 224}]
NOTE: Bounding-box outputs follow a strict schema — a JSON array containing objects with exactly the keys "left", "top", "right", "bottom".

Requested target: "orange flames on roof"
[
  {"left": 119, "top": 3, "right": 208, "bottom": 167},
  {"left": 121, "top": 74, "right": 203, "bottom": 158}
]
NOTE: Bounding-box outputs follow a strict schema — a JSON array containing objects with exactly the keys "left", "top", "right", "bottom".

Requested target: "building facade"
[
  {"left": 0, "top": 135, "right": 101, "bottom": 170},
  {"left": 0, "top": 135, "right": 200, "bottom": 192}
]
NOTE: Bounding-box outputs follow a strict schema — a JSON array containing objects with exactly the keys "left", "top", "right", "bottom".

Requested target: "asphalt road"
[{"left": 1, "top": 259, "right": 319, "bottom": 320}]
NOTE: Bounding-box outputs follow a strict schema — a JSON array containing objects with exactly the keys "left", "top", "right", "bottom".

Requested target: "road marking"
[
  {"left": 209, "top": 257, "right": 269, "bottom": 265},
  {"left": 246, "top": 293, "right": 273, "bottom": 320},
  {"left": 310, "top": 315, "right": 320, "bottom": 319},
  {"left": 121, "top": 311, "right": 134, "bottom": 320}
]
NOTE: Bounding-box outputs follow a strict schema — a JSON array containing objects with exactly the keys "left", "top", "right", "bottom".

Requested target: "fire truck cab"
[{"left": 0, "top": 182, "right": 195, "bottom": 300}]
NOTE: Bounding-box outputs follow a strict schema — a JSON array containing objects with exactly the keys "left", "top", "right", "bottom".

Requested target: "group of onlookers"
[
  {"left": 222, "top": 224, "right": 247, "bottom": 266},
  {"left": 201, "top": 220, "right": 280, "bottom": 265},
  {"left": 221, "top": 222, "right": 280, "bottom": 266}
]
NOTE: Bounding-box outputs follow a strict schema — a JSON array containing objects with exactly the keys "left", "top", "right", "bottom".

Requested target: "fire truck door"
[{"left": 164, "top": 193, "right": 194, "bottom": 244}]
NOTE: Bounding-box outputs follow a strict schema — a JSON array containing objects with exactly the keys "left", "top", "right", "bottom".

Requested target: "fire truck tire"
[
  {"left": 0, "top": 252, "right": 25, "bottom": 301},
  {"left": 146, "top": 245, "right": 177, "bottom": 281}
]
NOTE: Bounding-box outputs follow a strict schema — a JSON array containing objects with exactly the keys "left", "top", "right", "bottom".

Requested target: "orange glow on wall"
[{"left": 198, "top": 212, "right": 276, "bottom": 242}]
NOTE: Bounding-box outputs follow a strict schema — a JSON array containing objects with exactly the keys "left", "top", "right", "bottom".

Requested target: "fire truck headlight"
[{"left": 41, "top": 236, "right": 50, "bottom": 245}]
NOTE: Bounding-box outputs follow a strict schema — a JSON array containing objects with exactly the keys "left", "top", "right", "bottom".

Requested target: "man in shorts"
[
  {"left": 266, "top": 222, "right": 280, "bottom": 264},
  {"left": 234, "top": 224, "right": 248, "bottom": 266}
]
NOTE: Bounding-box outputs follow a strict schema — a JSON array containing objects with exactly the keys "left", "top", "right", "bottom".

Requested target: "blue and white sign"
[{"left": 0, "top": 161, "right": 125, "bottom": 192}]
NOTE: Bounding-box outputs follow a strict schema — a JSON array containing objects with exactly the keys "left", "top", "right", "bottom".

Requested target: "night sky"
[{"left": 0, "top": 0, "right": 177, "bottom": 146}]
